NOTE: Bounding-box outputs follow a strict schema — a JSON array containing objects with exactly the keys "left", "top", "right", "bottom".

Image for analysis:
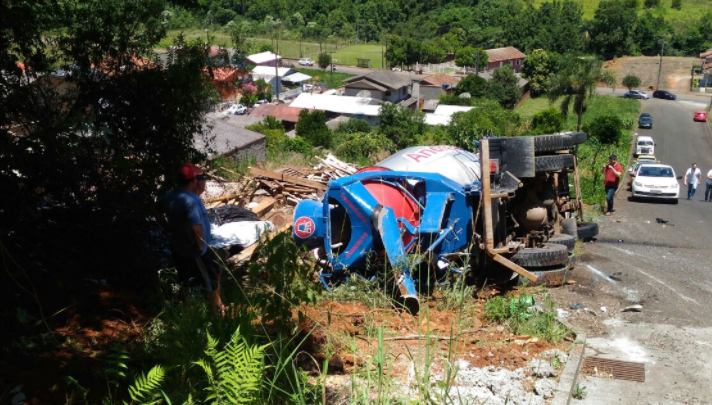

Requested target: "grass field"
[
  {"left": 518, "top": 94, "right": 640, "bottom": 207},
  {"left": 531, "top": 0, "right": 708, "bottom": 28},
  {"left": 157, "top": 29, "right": 384, "bottom": 68}
]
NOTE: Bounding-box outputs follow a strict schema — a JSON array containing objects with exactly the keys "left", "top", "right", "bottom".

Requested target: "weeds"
[
  {"left": 483, "top": 289, "right": 572, "bottom": 343},
  {"left": 573, "top": 382, "right": 587, "bottom": 400}
]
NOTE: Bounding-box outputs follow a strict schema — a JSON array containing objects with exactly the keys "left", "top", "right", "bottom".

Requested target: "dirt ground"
[{"left": 603, "top": 56, "right": 700, "bottom": 94}]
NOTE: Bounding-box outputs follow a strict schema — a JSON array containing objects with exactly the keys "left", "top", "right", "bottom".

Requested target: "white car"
[
  {"left": 224, "top": 104, "right": 247, "bottom": 115},
  {"left": 632, "top": 164, "right": 679, "bottom": 204},
  {"left": 299, "top": 58, "right": 314, "bottom": 66},
  {"left": 624, "top": 89, "right": 650, "bottom": 100},
  {"left": 635, "top": 135, "right": 655, "bottom": 156},
  {"left": 252, "top": 100, "right": 268, "bottom": 108}
]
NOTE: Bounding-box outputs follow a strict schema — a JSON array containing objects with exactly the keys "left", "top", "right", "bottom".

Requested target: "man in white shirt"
[
  {"left": 705, "top": 168, "right": 712, "bottom": 202},
  {"left": 684, "top": 163, "right": 702, "bottom": 200}
]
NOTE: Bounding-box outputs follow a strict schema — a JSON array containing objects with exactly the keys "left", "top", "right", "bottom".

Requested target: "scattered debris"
[
  {"left": 655, "top": 217, "right": 668, "bottom": 224},
  {"left": 609, "top": 272, "right": 623, "bottom": 281},
  {"left": 539, "top": 349, "right": 569, "bottom": 365},
  {"left": 556, "top": 308, "right": 570, "bottom": 318},
  {"left": 534, "top": 378, "right": 557, "bottom": 399},
  {"left": 452, "top": 363, "right": 547, "bottom": 405},
  {"left": 622, "top": 305, "right": 643, "bottom": 312},
  {"left": 568, "top": 303, "right": 583, "bottom": 310},
  {"left": 600, "top": 306, "right": 608, "bottom": 313},
  {"left": 526, "top": 359, "right": 557, "bottom": 378},
  {"left": 583, "top": 307, "right": 597, "bottom": 316}
]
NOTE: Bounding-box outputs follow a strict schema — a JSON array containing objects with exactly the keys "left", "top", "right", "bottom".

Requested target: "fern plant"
[
  {"left": 194, "top": 327, "right": 269, "bottom": 404},
  {"left": 124, "top": 365, "right": 166, "bottom": 405}
]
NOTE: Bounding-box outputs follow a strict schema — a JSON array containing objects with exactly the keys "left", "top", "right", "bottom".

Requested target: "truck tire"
[
  {"left": 533, "top": 132, "right": 587, "bottom": 153},
  {"left": 548, "top": 233, "right": 576, "bottom": 251},
  {"left": 577, "top": 222, "right": 599, "bottom": 240},
  {"left": 510, "top": 243, "right": 569, "bottom": 268},
  {"left": 521, "top": 264, "right": 571, "bottom": 286},
  {"left": 535, "top": 154, "right": 575, "bottom": 172}
]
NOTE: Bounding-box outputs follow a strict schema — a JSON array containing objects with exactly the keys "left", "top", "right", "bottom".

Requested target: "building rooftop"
[
  {"left": 290, "top": 93, "right": 382, "bottom": 116},
  {"left": 421, "top": 73, "right": 460, "bottom": 87},
  {"left": 251, "top": 66, "right": 294, "bottom": 78},
  {"left": 247, "top": 51, "right": 281, "bottom": 65},
  {"left": 485, "top": 47, "right": 526, "bottom": 63},
  {"left": 343, "top": 69, "right": 413, "bottom": 90},
  {"left": 251, "top": 104, "right": 309, "bottom": 123},
  {"left": 424, "top": 105, "right": 475, "bottom": 126},
  {"left": 197, "top": 113, "right": 265, "bottom": 157}
]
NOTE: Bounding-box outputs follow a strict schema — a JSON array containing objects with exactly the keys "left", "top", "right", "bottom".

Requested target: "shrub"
[
  {"left": 671, "top": 0, "right": 682, "bottom": 9},
  {"left": 585, "top": 114, "right": 624, "bottom": 145},
  {"left": 531, "top": 108, "right": 564, "bottom": 133},
  {"left": 334, "top": 132, "right": 394, "bottom": 164},
  {"left": 336, "top": 118, "right": 372, "bottom": 134},
  {"left": 247, "top": 116, "right": 284, "bottom": 134},
  {"left": 644, "top": 0, "right": 660, "bottom": 7},
  {"left": 296, "top": 109, "right": 331, "bottom": 148},
  {"left": 621, "top": 74, "right": 641, "bottom": 90}
]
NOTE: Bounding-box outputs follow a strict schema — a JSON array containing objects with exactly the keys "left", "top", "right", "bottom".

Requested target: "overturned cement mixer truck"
[{"left": 292, "top": 132, "right": 598, "bottom": 313}]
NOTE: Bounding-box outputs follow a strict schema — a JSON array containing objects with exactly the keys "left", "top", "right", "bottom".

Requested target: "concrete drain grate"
[{"left": 581, "top": 356, "right": 645, "bottom": 382}]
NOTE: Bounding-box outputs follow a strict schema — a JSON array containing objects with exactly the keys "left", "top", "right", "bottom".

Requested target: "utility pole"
[
  {"left": 275, "top": 23, "right": 281, "bottom": 101},
  {"left": 656, "top": 37, "right": 665, "bottom": 90}
]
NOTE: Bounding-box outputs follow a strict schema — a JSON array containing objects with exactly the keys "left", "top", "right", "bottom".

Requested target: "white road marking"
[{"left": 604, "top": 246, "right": 701, "bottom": 306}]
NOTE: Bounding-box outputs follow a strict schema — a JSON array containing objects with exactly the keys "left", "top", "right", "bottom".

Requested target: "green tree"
[
  {"left": 520, "top": 49, "right": 562, "bottom": 95},
  {"left": 486, "top": 66, "right": 522, "bottom": 108},
  {"left": 455, "top": 74, "right": 488, "bottom": 98},
  {"left": 455, "top": 46, "right": 488, "bottom": 72},
  {"left": 622, "top": 74, "right": 641, "bottom": 90},
  {"left": 547, "top": 55, "right": 616, "bottom": 131},
  {"left": 531, "top": 108, "right": 565, "bottom": 133},
  {"left": 671, "top": 0, "right": 682, "bottom": 9},
  {"left": 447, "top": 100, "right": 522, "bottom": 149},
  {"left": 585, "top": 114, "right": 623, "bottom": 144},
  {"left": 378, "top": 103, "right": 426, "bottom": 149},
  {"left": 296, "top": 110, "right": 331, "bottom": 147},
  {"left": 318, "top": 52, "right": 332, "bottom": 71},
  {"left": 644, "top": 0, "right": 660, "bottom": 7},
  {"left": 0, "top": 0, "right": 214, "bottom": 285},
  {"left": 588, "top": 0, "right": 638, "bottom": 59}
]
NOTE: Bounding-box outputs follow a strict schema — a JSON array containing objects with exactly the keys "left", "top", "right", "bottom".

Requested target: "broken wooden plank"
[
  {"left": 203, "top": 192, "right": 242, "bottom": 204},
  {"left": 250, "top": 197, "right": 276, "bottom": 217},
  {"left": 249, "top": 167, "right": 328, "bottom": 191},
  {"left": 258, "top": 178, "right": 282, "bottom": 190}
]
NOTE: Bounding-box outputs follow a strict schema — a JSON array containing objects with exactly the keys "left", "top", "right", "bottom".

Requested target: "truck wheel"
[
  {"left": 535, "top": 154, "right": 575, "bottom": 172},
  {"left": 577, "top": 222, "right": 599, "bottom": 240},
  {"left": 533, "top": 132, "right": 587, "bottom": 153},
  {"left": 520, "top": 264, "right": 571, "bottom": 286},
  {"left": 510, "top": 243, "right": 569, "bottom": 268},
  {"left": 548, "top": 233, "right": 576, "bottom": 251}
]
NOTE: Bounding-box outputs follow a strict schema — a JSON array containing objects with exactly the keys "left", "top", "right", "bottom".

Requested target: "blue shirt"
[{"left": 155, "top": 188, "right": 211, "bottom": 258}]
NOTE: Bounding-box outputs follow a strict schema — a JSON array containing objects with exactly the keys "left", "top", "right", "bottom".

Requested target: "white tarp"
[{"left": 209, "top": 221, "right": 274, "bottom": 248}]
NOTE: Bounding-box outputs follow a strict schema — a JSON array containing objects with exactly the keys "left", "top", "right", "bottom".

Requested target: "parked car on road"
[
  {"left": 299, "top": 58, "right": 314, "bottom": 66},
  {"left": 224, "top": 104, "right": 247, "bottom": 115},
  {"left": 635, "top": 135, "right": 655, "bottom": 156},
  {"left": 694, "top": 110, "right": 708, "bottom": 122},
  {"left": 631, "top": 164, "right": 679, "bottom": 203},
  {"left": 252, "top": 100, "right": 268, "bottom": 108},
  {"left": 638, "top": 113, "right": 653, "bottom": 129},
  {"left": 652, "top": 90, "right": 677, "bottom": 100},
  {"left": 624, "top": 90, "right": 650, "bottom": 99}
]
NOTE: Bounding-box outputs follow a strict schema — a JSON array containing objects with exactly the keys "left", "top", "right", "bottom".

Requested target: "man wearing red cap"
[{"left": 154, "top": 163, "right": 223, "bottom": 309}]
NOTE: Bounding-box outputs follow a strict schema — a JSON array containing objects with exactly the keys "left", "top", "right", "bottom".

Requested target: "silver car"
[{"left": 624, "top": 89, "right": 650, "bottom": 100}]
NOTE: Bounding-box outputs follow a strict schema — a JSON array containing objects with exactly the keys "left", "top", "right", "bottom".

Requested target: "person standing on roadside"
[
  {"left": 705, "top": 167, "right": 712, "bottom": 202},
  {"left": 684, "top": 163, "right": 702, "bottom": 200},
  {"left": 601, "top": 155, "right": 623, "bottom": 216},
  {"left": 154, "top": 163, "right": 224, "bottom": 310}
]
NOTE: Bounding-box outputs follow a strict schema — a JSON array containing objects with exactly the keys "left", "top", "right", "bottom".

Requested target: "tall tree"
[
  {"left": 0, "top": 0, "right": 214, "bottom": 285},
  {"left": 587, "top": 0, "right": 639, "bottom": 59},
  {"left": 520, "top": 49, "right": 562, "bottom": 95},
  {"left": 547, "top": 55, "right": 616, "bottom": 131},
  {"left": 486, "top": 65, "right": 522, "bottom": 108},
  {"left": 454, "top": 46, "right": 488, "bottom": 72}
]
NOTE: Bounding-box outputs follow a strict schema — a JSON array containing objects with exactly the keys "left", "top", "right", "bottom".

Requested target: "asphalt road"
[{"left": 551, "top": 98, "right": 712, "bottom": 404}]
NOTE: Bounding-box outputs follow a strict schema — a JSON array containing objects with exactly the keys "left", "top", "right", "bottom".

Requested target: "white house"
[{"left": 246, "top": 51, "right": 281, "bottom": 66}]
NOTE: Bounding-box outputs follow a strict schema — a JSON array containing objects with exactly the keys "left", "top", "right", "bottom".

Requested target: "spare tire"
[
  {"left": 535, "top": 154, "right": 575, "bottom": 172},
  {"left": 577, "top": 221, "right": 599, "bottom": 240},
  {"left": 561, "top": 218, "right": 578, "bottom": 238},
  {"left": 510, "top": 243, "right": 569, "bottom": 268},
  {"left": 533, "top": 132, "right": 588, "bottom": 153},
  {"left": 548, "top": 233, "right": 576, "bottom": 251}
]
